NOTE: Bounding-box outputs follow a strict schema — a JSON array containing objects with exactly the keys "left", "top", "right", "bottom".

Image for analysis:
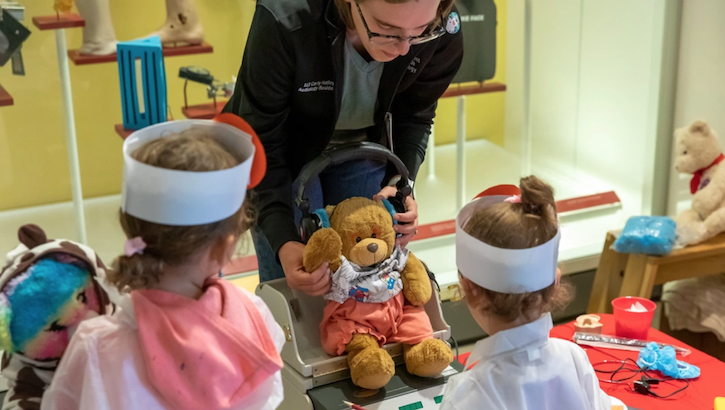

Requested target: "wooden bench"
[{"left": 587, "top": 231, "right": 725, "bottom": 314}]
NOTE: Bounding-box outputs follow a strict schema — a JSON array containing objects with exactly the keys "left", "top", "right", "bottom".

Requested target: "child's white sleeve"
[
  {"left": 572, "top": 346, "right": 612, "bottom": 410},
  {"left": 40, "top": 329, "right": 106, "bottom": 410}
]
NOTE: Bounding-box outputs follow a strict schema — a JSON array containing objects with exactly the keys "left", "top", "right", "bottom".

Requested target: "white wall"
[
  {"left": 505, "top": 0, "right": 679, "bottom": 216},
  {"left": 528, "top": 0, "right": 582, "bottom": 178},
  {"left": 668, "top": 0, "right": 725, "bottom": 215}
]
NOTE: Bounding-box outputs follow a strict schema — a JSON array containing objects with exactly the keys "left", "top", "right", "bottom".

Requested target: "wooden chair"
[{"left": 587, "top": 231, "right": 725, "bottom": 314}]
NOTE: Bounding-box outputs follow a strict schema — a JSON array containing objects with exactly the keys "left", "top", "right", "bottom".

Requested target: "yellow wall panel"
[{"left": 0, "top": 1, "right": 256, "bottom": 211}]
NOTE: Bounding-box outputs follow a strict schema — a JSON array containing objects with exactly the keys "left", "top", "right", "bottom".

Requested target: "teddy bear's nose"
[{"left": 367, "top": 243, "right": 378, "bottom": 253}]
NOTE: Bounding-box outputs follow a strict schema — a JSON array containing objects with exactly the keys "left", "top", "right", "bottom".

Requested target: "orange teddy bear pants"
[{"left": 320, "top": 292, "right": 434, "bottom": 356}]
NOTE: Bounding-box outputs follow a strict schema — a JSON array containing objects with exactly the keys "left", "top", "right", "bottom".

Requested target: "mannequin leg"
[
  {"left": 75, "top": 0, "right": 118, "bottom": 55},
  {"left": 150, "top": 0, "right": 204, "bottom": 46}
]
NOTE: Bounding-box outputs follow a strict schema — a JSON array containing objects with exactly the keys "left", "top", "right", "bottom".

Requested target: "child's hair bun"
[{"left": 519, "top": 176, "right": 557, "bottom": 224}]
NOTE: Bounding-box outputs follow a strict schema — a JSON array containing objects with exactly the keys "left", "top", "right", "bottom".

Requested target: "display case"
[
  {"left": 410, "top": 0, "right": 681, "bottom": 294},
  {"left": 0, "top": 0, "right": 686, "bottom": 294}
]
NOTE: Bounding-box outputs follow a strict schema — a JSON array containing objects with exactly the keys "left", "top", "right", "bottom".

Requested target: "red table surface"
[
  {"left": 455, "top": 314, "right": 724, "bottom": 409},
  {"left": 550, "top": 313, "right": 725, "bottom": 410}
]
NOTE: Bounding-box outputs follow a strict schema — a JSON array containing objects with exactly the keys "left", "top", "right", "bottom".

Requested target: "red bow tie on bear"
[{"left": 691, "top": 153, "right": 725, "bottom": 194}]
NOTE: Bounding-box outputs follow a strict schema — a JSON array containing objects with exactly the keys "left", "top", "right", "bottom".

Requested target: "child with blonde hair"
[
  {"left": 441, "top": 176, "right": 612, "bottom": 410},
  {"left": 42, "top": 116, "right": 284, "bottom": 410}
]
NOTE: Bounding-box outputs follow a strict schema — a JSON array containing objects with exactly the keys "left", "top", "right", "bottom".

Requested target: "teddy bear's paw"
[
  {"left": 303, "top": 228, "right": 342, "bottom": 272},
  {"left": 676, "top": 221, "right": 708, "bottom": 247},
  {"left": 401, "top": 253, "right": 432, "bottom": 306},
  {"left": 404, "top": 338, "right": 453, "bottom": 378},
  {"left": 402, "top": 285, "right": 432, "bottom": 307},
  {"left": 674, "top": 208, "right": 702, "bottom": 226},
  {"left": 692, "top": 198, "right": 716, "bottom": 221},
  {"left": 307, "top": 228, "right": 342, "bottom": 251},
  {"left": 348, "top": 347, "right": 395, "bottom": 389}
]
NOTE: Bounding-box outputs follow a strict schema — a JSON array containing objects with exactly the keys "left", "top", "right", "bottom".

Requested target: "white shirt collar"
[
  {"left": 466, "top": 312, "right": 553, "bottom": 367},
  {"left": 114, "top": 293, "right": 138, "bottom": 329}
]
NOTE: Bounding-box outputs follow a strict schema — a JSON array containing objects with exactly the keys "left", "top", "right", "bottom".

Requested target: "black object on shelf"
[
  {"left": 0, "top": 9, "right": 31, "bottom": 70},
  {"left": 179, "top": 66, "right": 214, "bottom": 86},
  {"left": 452, "top": 0, "right": 497, "bottom": 83},
  {"left": 179, "top": 66, "right": 235, "bottom": 113}
]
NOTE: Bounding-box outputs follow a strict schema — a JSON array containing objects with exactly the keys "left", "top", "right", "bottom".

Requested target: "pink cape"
[{"left": 132, "top": 278, "right": 283, "bottom": 410}]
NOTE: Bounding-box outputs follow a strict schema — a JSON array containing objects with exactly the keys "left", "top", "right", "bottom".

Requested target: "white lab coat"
[
  {"left": 40, "top": 288, "right": 285, "bottom": 410},
  {"left": 441, "top": 313, "right": 611, "bottom": 410}
]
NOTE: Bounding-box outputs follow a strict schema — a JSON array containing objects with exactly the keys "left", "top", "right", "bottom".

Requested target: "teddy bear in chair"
[
  {"left": 674, "top": 120, "right": 725, "bottom": 246},
  {"left": 302, "top": 197, "right": 453, "bottom": 390}
]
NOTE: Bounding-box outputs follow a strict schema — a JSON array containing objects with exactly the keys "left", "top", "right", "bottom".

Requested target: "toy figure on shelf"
[
  {"left": 75, "top": 0, "right": 117, "bottom": 55},
  {"left": 674, "top": 120, "right": 725, "bottom": 246},
  {"left": 151, "top": 0, "right": 203, "bottom": 47},
  {"left": 53, "top": 0, "right": 73, "bottom": 17}
]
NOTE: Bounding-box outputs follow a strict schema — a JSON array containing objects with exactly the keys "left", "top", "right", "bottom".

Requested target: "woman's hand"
[
  {"left": 279, "top": 241, "right": 332, "bottom": 296},
  {"left": 374, "top": 186, "right": 419, "bottom": 248}
]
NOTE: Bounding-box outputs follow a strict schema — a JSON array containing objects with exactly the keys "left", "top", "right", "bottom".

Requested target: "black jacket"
[{"left": 224, "top": 0, "right": 464, "bottom": 257}]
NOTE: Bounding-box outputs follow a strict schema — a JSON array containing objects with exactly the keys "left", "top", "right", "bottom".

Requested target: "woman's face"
[{"left": 346, "top": 0, "right": 441, "bottom": 62}]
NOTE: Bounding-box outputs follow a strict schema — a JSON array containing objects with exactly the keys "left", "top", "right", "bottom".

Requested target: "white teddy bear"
[{"left": 674, "top": 120, "right": 725, "bottom": 246}]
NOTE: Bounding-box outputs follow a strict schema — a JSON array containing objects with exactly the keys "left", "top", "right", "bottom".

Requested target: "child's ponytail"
[{"left": 110, "top": 251, "right": 165, "bottom": 291}]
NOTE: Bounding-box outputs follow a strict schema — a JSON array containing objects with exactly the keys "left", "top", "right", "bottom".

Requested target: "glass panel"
[{"left": 412, "top": 0, "right": 680, "bottom": 288}]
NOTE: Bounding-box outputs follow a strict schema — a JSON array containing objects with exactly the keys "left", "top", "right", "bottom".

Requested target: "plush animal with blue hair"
[{"left": 0, "top": 224, "right": 114, "bottom": 410}]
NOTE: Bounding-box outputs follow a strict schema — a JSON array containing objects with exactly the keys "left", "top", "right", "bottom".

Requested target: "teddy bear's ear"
[
  {"left": 325, "top": 205, "right": 336, "bottom": 219},
  {"left": 690, "top": 120, "right": 710, "bottom": 135}
]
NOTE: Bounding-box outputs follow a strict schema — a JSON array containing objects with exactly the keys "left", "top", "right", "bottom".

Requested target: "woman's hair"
[
  {"left": 462, "top": 176, "right": 573, "bottom": 322},
  {"left": 334, "top": 0, "right": 455, "bottom": 31},
  {"left": 108, "top": 129, "right": 254, "bottom": 291}
]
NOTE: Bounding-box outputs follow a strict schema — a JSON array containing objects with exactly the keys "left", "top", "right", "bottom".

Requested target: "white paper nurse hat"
[
  {"left": 121, "top": 114, "right": 266, "bottom": 226},
  {"left": 456, "top": 185, "right": 560, "bottom": 293}
]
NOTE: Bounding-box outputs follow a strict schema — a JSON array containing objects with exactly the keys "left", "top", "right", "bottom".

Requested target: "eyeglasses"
[{"left": 355, "top": 2, "right": 446, "bottom": 46}]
